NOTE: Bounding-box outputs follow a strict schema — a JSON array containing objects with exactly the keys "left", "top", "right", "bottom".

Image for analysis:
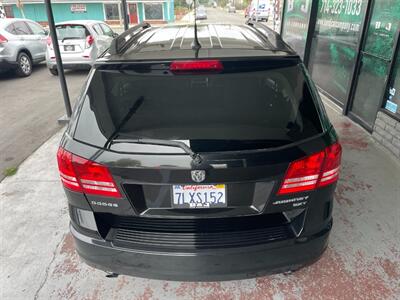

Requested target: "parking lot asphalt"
[
  {"left": 0, "top": 64, "right": 88, "bottom": 181},
  {"left": 1, "top": 95, "right": 399, "bottom": 300}
]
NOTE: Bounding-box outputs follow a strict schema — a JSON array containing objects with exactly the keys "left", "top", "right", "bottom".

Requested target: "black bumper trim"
[{"left": 71, "top": 222, "right": 331, "bottom": 281}]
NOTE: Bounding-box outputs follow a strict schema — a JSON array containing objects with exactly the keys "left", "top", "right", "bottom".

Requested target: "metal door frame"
[{"left": 345, "top": 0, "right": 400, "bottom": 131}]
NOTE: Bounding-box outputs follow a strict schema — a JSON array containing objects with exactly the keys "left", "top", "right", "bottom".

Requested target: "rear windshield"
[
  {"left": 74, "top": 65, "right": 323, "bottom": 152},
  {"left": 56, "top": 24, "right": 88, "bottom": 40}
]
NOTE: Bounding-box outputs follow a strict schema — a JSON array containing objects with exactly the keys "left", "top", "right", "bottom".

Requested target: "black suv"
[{"left": 57, "top": 22, "right": 342, "bottom": 281}]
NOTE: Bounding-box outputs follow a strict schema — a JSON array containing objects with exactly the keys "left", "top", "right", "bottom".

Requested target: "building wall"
[
  {"left": 10, "top": 1, "right": 175, "bottom": 23},
  {"left": 12, "top": 3, "right": 104, "bottom": 23},
  {"left": 373, "top": 112, "right": 400, "bottom": 159}
]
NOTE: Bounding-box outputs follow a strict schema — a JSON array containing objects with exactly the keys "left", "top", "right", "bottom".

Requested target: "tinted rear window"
[
  {"left": 56, "top": 24, "right": 88, "bottom": 40},
  {"left": 75, "top": 65, "right": 323, "bottom": 152}
]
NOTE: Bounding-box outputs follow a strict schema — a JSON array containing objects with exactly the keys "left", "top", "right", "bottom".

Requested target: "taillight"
[
  {"left": 57, "top": 147, "right": 82, "bottom": 192},
  {"left": 318, "top": 143, "right": 342, "bottom": 187},
  {"left": 85, "top": 35, "right": 94, "bottom": 48},
  {"left": 170, "top": 60, "right": 223, "bottom": 74},
  {"left": 277, "top": 142, "right": 342, "bottom": 195},
  {"left": 57, "top": 147, "right": 122, "bottom": 198},
  {"left": 0, "top": 34, "right": 8, "bottom": 44},
  {"left": 47, "top": 36, "right": 54, "bottom": 50}
]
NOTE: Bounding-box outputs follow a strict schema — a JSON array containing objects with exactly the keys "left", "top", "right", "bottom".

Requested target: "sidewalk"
[{"left": 1, "top": 97, "right": 399, "bottom": 299}]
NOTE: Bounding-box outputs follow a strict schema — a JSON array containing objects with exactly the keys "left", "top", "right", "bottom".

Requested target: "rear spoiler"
[{"left": 109, "top": 22, "right": 151, "bottom": 55}]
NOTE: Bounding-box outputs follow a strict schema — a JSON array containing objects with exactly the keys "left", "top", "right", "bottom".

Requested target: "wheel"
[
  {"left": 15, "top": 52, "right": 32, "bottom": 77},
  {"left": 49, "top": 68, "right": 58, "bottom": 76}
]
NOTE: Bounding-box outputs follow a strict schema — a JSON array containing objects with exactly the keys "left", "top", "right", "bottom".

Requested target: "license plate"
[
  {"left": 64, "top": 45, "right": 75, "bottom": 51},
  {"left": 172, "top": 184, "right": 226, "bottom": 208}
]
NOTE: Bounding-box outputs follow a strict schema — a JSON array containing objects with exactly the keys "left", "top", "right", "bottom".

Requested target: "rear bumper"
[
  {"left": 49, "top": 63, "right": 92, "bottom": 70},
  {"left": 0, "top": 59, "right": 17, "bottom": 70},
  {"left": 71, "top": 221, "right": 331, "bottom": 281}
]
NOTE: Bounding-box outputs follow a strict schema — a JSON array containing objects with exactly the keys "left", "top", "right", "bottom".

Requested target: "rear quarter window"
[{"left": 74, "top": 64, "right": 324, "bottom": 152}]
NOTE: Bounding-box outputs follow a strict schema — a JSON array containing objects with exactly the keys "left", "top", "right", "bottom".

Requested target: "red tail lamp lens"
[
  {"left": 0, "top": 34, "right": 8, "bottom": 44},
  {"left": 57, "top": 147, "right": 122, "bottom": 198},
  {"left": 277, "top": 142, "right": 342, "bottom": 195},
  {"left": 85, "top": 35, "right": 94, "bottom": 48},
  {"left": 170, "top": 60, "right": 223, "bottom": 73},
  {"left": 318, "top": 143, "right": 342, "bottom": 188}
]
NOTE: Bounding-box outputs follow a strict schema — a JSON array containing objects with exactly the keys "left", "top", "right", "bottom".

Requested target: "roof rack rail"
[
  {"left": 245, "top": 20, "right": 294, "bottom": 53},
  {"left": 245, "top": 20, "right": 280, "bottom": 38},
  {"left": 109, "top": 22, "right": 151, "bottom": 55}
]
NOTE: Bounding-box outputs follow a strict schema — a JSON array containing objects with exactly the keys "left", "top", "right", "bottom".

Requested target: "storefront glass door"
[{"left": 349, "top": 1, "right": 400, "bottom": 129}]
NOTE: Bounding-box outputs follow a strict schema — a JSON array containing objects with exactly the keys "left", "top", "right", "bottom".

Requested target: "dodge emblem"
[{"left": 191, "top": 170, "right": 206, "bottom": 183}]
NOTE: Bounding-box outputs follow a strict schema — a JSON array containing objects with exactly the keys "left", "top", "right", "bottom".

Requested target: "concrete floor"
[{"left": 0, "top": 95, "right": 399, "bottom": 299}]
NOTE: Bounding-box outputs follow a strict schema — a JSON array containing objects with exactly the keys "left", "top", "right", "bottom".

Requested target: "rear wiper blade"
[
  {"left": 111, "top": 138, "right": 202, "bottom": 165},
  {"left": 104, "top": 96, "right": 145, "bottom": 149}
]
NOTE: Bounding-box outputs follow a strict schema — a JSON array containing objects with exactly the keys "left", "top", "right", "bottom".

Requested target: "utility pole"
[
  {"left": 44, "top": 0, "right": 72, "bottom": 122},
  {"left": 16, "top": 0, "right": 25, "bottom": 18},
  {"left": 256, "top": 0, "right": 259, "bottom": 22},
  {"left": 121, "top": 0, "right": 129, "bottom": 31}
]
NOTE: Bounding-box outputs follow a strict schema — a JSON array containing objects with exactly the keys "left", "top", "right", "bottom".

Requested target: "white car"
[
  {"left": 46, "top": 20, "right": 117, "bottom": 75},
  {"left": 248, "top": 0, "right": 271, "bottom": 22}
]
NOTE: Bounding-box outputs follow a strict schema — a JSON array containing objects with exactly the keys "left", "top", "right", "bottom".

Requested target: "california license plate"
[
  {"left": 64, "top": 45, "right": 75, "bottom": 51},
  {"left": 172, "top": 184, "right": 226, "bottom": 208}
]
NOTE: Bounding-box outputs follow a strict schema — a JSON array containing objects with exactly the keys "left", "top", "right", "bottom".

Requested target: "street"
[
  {"left": 198, "top": 7, "right": 246, "bottom": 25},
  {"left": 0, "top": 65, "right": 88, "bottom": 181},
  {"left": 190, "top": 7, "right": 280, "bottom": 32}
]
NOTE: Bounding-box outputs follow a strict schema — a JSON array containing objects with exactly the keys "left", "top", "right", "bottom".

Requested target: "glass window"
[
  {"left": 4, "top": 5, "right": 14, "bottom": 18},
  {"left": 308, "top": 0, "right": 369, "bottom": 104},
  {"left": 281, "top": 0, "right": 312, "bottom": 60},
  {"left": 27, "top": 22, "right": 46, "bottom": 35},
  {"left": 55, "top": 24, "right": 89, "bottom": 40},
  {"left": 104, "top": 3, "right": 120, "bottom": 20},
  {"left": 11, "top": 21, "right": 32, "bottom": 35},
  {"left": 92, "top": 24, "right": 103, "bottom": 35},
  {"left": 384, "top": 51, "right": 400, "bottom": 117},
  {"left": 144, "top": 3, "right": 163, "bottom": 20},
  {"left": 75, "top": 66, "right": 323, "bottom": 152},
  {"left": 100, "top": 23, "right": 115, "bottom": 37},
  {"left": 5, "top": 24, "right": 15, "bottom": 34}
]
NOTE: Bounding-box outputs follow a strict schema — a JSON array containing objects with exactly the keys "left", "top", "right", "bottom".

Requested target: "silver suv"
[{"left": 0, "top": 18, "right": 47, "bottom": 77}]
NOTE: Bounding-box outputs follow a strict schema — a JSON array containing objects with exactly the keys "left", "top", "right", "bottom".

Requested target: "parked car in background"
[
  {"left": 195, "top": 5, "right": 207, "bottom": 20},
  {"left": 227, "top": 4, "right": 236, "bottom": 13},
  {"left": 248, "top": 0, "right": 271, "bottom": 22},
  {"left": 0, "top": 18, "right": 47, "bottom": 77},
  {"left": 212, "top": 1, "right": 217, "bottom": 8},
  {"left": 46, "top": 20, "right": 117, "bottom": 75}
]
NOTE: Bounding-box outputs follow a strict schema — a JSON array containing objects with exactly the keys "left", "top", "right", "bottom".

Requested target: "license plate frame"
[
  {"left": 172, "top": 184, "right": 226, "bottom": 209},
  {"left": 64, "top": 45, "right": 75, "bottom": 51}
]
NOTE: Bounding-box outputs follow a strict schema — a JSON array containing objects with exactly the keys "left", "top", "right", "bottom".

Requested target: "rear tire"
[
  {"left": 15, "top": 52, "right": 32, "bottom": 77},
  {"left": 49, "top": 68, "right": 58, "bottom": 76}
]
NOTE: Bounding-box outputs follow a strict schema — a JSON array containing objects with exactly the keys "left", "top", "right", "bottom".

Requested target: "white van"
[{"left": 248, "top": 0, "right": 271, "bottom": 22}]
